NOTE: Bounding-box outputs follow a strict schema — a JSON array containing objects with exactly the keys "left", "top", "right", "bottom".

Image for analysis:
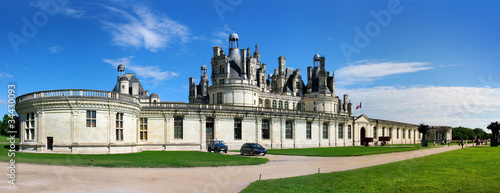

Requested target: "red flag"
[{"left": 356, "top": 102, "right": 362, "bottom": 110}]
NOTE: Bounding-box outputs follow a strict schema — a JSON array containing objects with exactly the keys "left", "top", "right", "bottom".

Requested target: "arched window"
[
  {"left": 284, "top": 101, "right": 289, "bottom": 109},
  {"left": 272, "top": 100, "right": 277, "bottom": 109},
  {"left": 278, "top": 101, "right": 283, "bottom": 109}
]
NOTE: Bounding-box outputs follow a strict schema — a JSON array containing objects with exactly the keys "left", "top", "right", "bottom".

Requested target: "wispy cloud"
[
  {"left": 102, "top": 56, "right": 178, "bottom": 84},
  {"left": 336, "top": 60, "right": 433, "bottom": 86},
  {"left": 48, "top": 46, "right": 63, "bottom": 53},
  {"left": 0, "top": 72, "right": 14, "bottom": 79},
  {"left": 31, "top": 0, "right": 85, "bottom": 19},
  {"left": 337, "top": 86, "right": 500, "bottom": 129},
  {"left": 100, "top": 4, "right": 190, "bottom": 52}
]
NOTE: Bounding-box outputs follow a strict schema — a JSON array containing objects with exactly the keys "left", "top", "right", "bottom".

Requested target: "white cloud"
[
  {"left": 31, "top": 0, "right": 85, "bottom": 19},
  {"left": 337, "top": 86, "right": 500, "bottom": 129},
  {"left": 0, "top": 72, "right": 14, "bottom": 79},
  {"left": 48, "top": 46, "right": 63, "bottom": 53},
  {"left": 102, "top": 56, "right": 178, "bottom": 84},
  {"left": 100, "top": 4, "right": 190, "bottom": 52},
  {"left": 336, "top": 60, "right": 433, "bottom": 86}
]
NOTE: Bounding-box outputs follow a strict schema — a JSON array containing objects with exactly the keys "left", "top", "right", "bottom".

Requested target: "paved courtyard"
[{"left": 0, "top": 146, "right": 463, "bottom": 193}]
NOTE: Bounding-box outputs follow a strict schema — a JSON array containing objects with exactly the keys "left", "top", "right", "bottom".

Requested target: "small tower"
[
  {"left": 313, "top": 53, "right": 320, "bottom": 67},
  {"left": 253, "top": 43, "right": 260, "bottom": 62},
  {"left": 229, "top": 32, "right": 239, "bottom": 48},
  {"left": 201, "top": 64, "right": 208, "bottom": 77},
  {"left": 118, "top": 64, "right": 125, "bottom": 78},
  {"left": 118, "top": 76, "right": 129, "bottom": 94}
]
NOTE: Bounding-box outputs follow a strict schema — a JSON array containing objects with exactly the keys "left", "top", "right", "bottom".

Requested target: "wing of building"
[{"left": 15, "top": 32, "right": 451, "bottom": 154}]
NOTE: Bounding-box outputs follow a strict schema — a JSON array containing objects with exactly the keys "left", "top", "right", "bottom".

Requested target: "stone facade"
[{"left": 15, "top": 32, "right": 447, "bottom": 154}]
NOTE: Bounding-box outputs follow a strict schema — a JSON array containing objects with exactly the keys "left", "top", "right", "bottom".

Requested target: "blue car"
[
  {"left": 207, "top": 140, "right": 228, "bottom": 153},
  {"left": 240, "top": 143, "right": 267, "bottom": 156}
]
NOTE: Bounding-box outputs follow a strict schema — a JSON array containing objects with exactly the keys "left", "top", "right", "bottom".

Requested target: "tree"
[
  {"left": 418, "top": 124, "right": 430, "bottom": 147},
  {"left": 1, "top": 114, "right": 19, "bottom": 137},
  {"left": 435, "top": 126, "right": 452, "bottom": 140},
  {"left": 487, "top": 121, "right": 500, "bottom": 147},
  {"left": 452, "top": 127, "right": 475, "bottom": 140},
  {"left": 473, "top": 128, "right": 487, "bottom": 140}
]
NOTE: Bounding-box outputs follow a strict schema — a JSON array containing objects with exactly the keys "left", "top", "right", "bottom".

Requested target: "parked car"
[
  {"left": 240, "top": 143, "right": 267, "bottom": 156},
  {"left": 207, "top": 140, "right": 228, "bottom": 153}
]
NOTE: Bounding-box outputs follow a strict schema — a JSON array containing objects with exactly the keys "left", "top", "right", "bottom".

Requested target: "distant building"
[{"left": 15, "top": 32, "right": 440, "bottom": 154}]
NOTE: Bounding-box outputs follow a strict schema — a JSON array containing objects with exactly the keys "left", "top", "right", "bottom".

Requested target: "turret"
[
  {"left": 253, "top": 43, "right": 260, "bottom": 62},
  {"left": 343, "top": 94, "right": 348, "bottom": 112},
  {"left": 118, "top": 76, "right": 129, "bottom": 95},
  {"left": 278, "top": 56, "right": 286, "bottom": 76}
]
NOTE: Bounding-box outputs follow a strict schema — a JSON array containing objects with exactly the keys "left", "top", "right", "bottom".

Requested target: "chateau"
[{"left": 15, "top": 32, "right": 439, "bottom": 154}]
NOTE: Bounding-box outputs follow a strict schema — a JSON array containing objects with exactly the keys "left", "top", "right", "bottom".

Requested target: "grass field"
[
  {"left": 266, "top": 146, "right": 427, "bottom": 157},
  {"left": 243, "top": 146, "right": 500, "bottom": 192},
  {"left": 0, "top": 135, "right": 19, "bottom": 143},
  {"left": 0, "top": 139, "right": 267, "bottom": 167}
]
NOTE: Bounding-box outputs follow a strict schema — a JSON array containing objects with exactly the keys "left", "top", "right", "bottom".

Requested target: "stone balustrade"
[{"left": 16, "top": 89, "right": 140, "bottom": 104}]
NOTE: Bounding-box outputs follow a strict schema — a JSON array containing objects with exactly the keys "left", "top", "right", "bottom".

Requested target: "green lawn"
[
  {"left": 0, "top": 143, "right": 267, "bottom": 167},
  {"left": 0, "top": 135, "right": 19, "bottom": 143},
  {"left": 243, "top": 147, "right": 500, "bottom": 192},
  {"left": 266, "top": 146, "right": 426, "bottom": 157}
]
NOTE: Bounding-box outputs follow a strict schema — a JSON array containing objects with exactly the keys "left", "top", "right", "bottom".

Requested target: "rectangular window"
[
  {"left": 285, "top": 121, "right": 293, "bottom": 139},
  {"left": 234, "top": 118, "right": 242, "bottom": 140},
  {"left": 262, "top": 120, "right": 270, "bottom": 140},
  {"left": 115, "top": 113, "right": 124, "bottom": 141},
  {"left": 25, "top": 113, "right": 35, "bottom": 141},
  {"left": 408, "top": 129, "right": 411, "bottom": 139},
  {"left": 373, "top": 127, "right": 377, "bottom": 139},
  {"left": 174, "top": 117, "right": 183, "bottom": 139},
  {"left": 322, "top": 122, "right": 328, "bottom": 139},
  {"left": 140, "top": 118, "right": 148, "bottom": 141},
  {"left": 397, "top": 128, "right": 400, "bottom": 139},
  {"left": 306, "top": 122, "right": 312, "bottom": 139},
  {"left": 297, "top": 103, "right": 301, "bottom": 111},
  {"left": 216, "top": 93, "right": 223, "bottom": 104},
  {"left": 403, "top": 129, "right": 405, "bottom": 139},
  {"left": 348, "top": 125, "right": 352, "bottom": 139},
  {"left": 86, "top": 111, "right": 96, "bottom": 127},
  {"left": 389, "top": 128, "right": 392, "bottom": 139},
  {"left": 338, "top": 124, "right": 343, "bottom": 139}
]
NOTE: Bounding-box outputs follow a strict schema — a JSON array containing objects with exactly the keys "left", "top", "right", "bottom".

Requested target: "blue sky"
[{"left": 1, "top": 0, "right": 499, "bottom": 130}]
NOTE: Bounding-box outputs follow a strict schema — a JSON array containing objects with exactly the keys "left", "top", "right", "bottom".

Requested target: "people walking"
[{"left": 460, "top": 139, "right": 464, "bottom": 148}]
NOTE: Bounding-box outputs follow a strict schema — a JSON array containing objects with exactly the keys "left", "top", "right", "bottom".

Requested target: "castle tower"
[{"left": 118, "top": 64, "right": 125, "bottom": 78}]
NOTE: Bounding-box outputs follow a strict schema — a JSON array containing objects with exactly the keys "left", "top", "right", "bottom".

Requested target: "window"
[
  {"left": 292, "top": 102, "right": 295, "bottom": 110},
  {"left": 272, "top": 100, "right": 277, "bottom": 109},
  {"left": 140, "top": 118, "right": 148, "bottom": 140},
  {"left": 116, "top": 113, "right": 123, "bottom": 141},
  {"left": 403, "top": 129, "right": 406, "bottom": 139},
  {"left": 348, "top": 125, "right": 352, "bottom": 139},
  {"left": 284, "top": 101, "right": 289, "bottom": 110},
  {"left": 285, "top": 121, "right": 293, "bottom": 139},
  {"left": 306, "top": 122, "right": 312, "bottom": 139},
  {"left": 216, "top": 93, "right": 223, "bottom": 104},
  {"left": 382, "top": 127, "right": 385, "bottom": 137},
  {"left": 338, "top": 124, "right": 343, "bottom": 139},
  {"left": 389, "top": 128, "right": 392, "bottom": 139},
  {"left": 86, "top": 111, "right": 96, "bottom": 127},
  {"left": 262, "top": 120, "right": 270, "bottom": 140},
  {"left": 373, "top": 127, "right": 377, "bottom": 139},
  {"left": 397, "top": 128, "right": 400, "bottom": 139},
  {"left": 174, "top": 117, "right": 183, "bottom": 139},
  {"left": 234, "top": 119, "right": 242, "bottom": 140},
  {"left": 25, "top": 113, "right": 35, "bottom": 141},
  {"left": 278, "top": 101, "right": 283, "bottom": 109},
  {"left": 322, "top": 122, "right": 328, "bottom": 139},
  {"left": 297, "top": 103, "right": 302, "bottom": 111},
  {"left": 408, "top": 129, "right": 411, "bottom": 139}
]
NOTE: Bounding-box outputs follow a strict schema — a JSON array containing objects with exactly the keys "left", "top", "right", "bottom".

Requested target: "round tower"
[
  {"left": 118, "top": 64, "right": 125, "bottom": 77},
  {"left": 118, "top": 76, "right": 129, "bottom": 94},
  {"left": 313, "top": 53, "right": 320, "bottom": 67},
  {"left": 229, "top": 32, "right": 239, "bottom": 48}
]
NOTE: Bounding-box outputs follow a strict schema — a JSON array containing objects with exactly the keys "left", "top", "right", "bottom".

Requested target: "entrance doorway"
[
  {"left": 206, "top": 118, "right": 214, "bottom": 142},
  {"left": 360, "top": 128, "right": 366, "bottom": 146},
  {"left": 47, "top": 137, "right": 53, "bottom": 151}
]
